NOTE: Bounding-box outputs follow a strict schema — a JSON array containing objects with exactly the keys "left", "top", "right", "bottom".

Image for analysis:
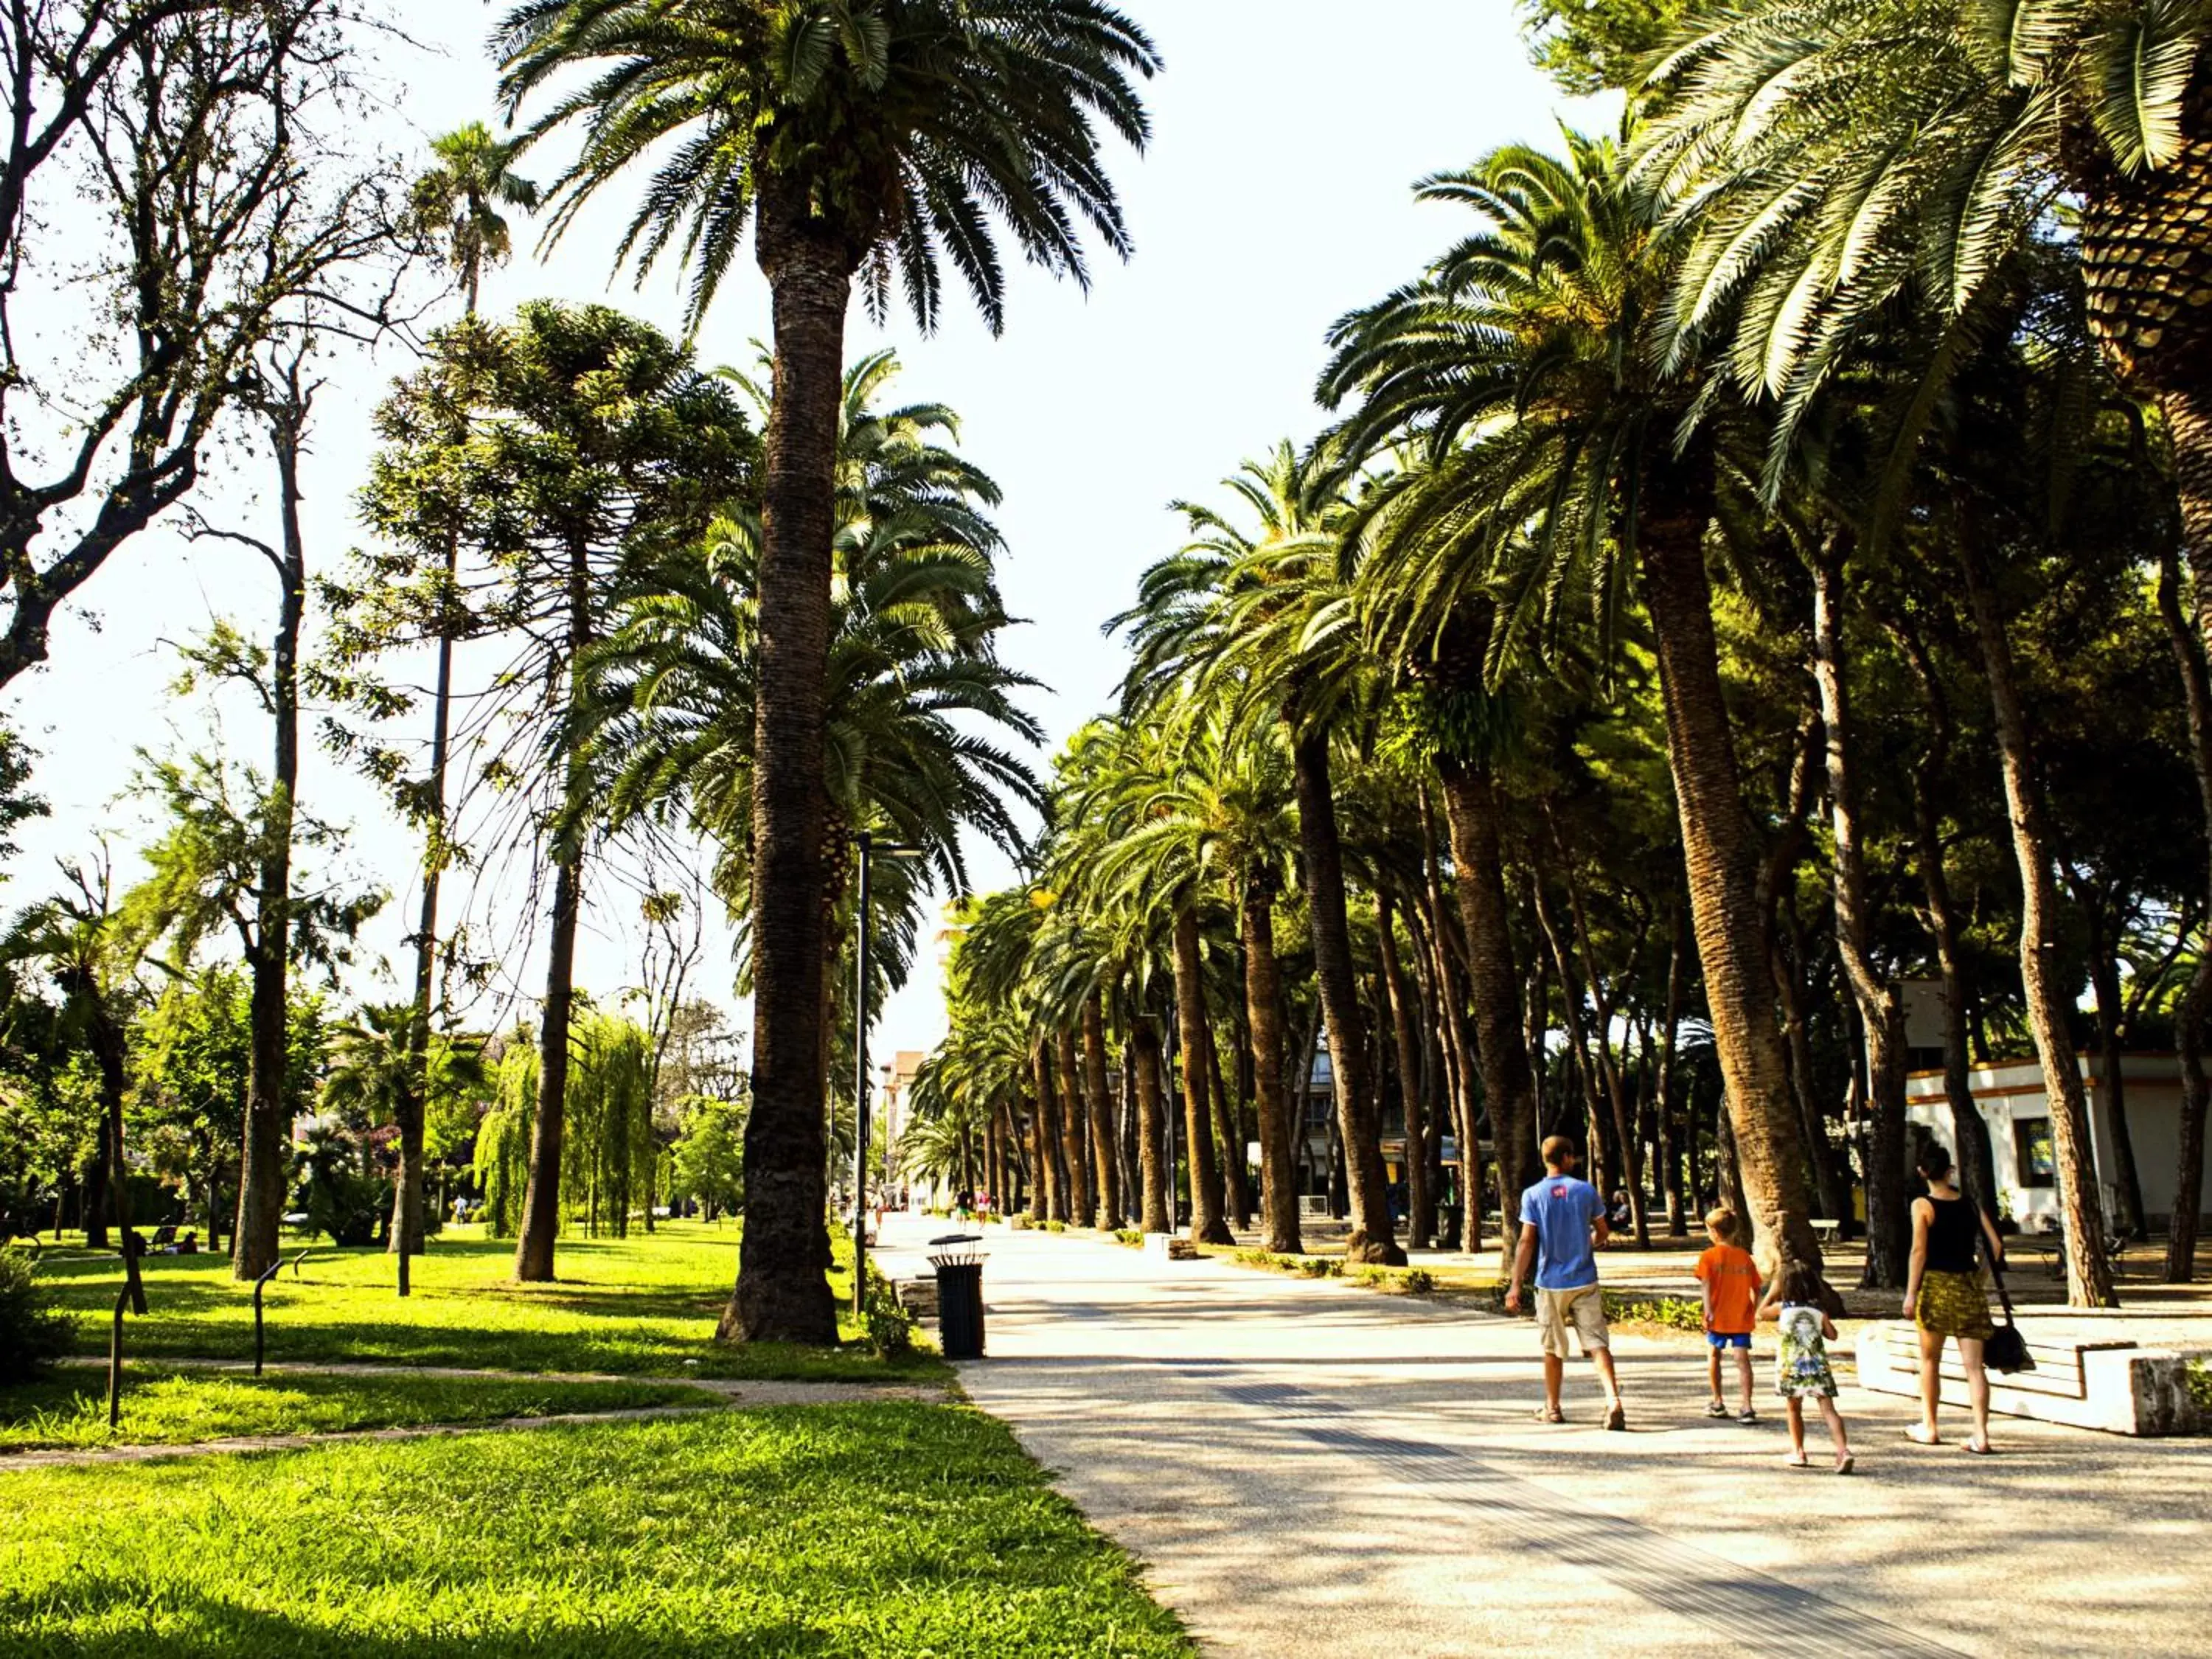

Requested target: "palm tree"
[
  {"left": 497, "top": 0, "right": 1159, "bottom": 1345},
  {"left": 1118, "top": 443, "right": 1408, "bottom": 1265},
  {"left": 389, "top": 125, "right": 537, "bottom": 1265},
  {"left": 1320, "top": 131, "right": 1828, "bottom": 1280}
]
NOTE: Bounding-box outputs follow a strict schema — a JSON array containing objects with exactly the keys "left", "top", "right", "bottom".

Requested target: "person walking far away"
[
  {"left": 1904, "top": 1142, "right": 2008, "bottom": 1453},
  {"left": 1696, "top": 1206, "right": 1761, "bottom": 1422},
  {"left": 1760, "top": 1264, "right": 1855, "bottom": 1473},
  {"left": 1505, "top": 1135, "right": 1627, "bottom": 1430}
]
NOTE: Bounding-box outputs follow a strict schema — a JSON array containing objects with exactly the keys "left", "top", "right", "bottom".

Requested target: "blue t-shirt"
[{"left": 1519, "top": 1173, "right": 1602, "bottom": 1290}]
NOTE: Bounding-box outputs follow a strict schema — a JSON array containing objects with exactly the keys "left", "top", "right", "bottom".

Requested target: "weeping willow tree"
[
  {"left": 473, "top": 1034, "right": 537, "bottom": 1237},
  {"left": 563, "top": 1015, "right": 655, "bottom": 1237}
]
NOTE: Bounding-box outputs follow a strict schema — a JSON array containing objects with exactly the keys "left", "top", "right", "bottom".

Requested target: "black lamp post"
[{"left": 852, "top": 832, "right": 920, "bottom": 1317}]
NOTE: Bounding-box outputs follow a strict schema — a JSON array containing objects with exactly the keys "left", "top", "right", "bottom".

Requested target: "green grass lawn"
[
  {"left": 0, "top": 1366, "right": 719, "bottom": 1452},
  {"left": 0, "top": 1405, "right": 1193, "bottom": 1658},
  {"left": 31, "top": 1221, "right": 945, "bottom": 1382}
]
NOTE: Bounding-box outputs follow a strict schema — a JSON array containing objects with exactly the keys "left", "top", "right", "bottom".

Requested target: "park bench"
[
  {"left": 1809, "top": 1218, "right": 1841, "bottom": 1246},
  {"left": 1854, "top": 1322, "right": 2202, "bottom": 1436}
]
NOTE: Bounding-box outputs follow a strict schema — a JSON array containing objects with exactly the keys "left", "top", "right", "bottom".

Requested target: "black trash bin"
[{"left": 929, "top": 1234, "right": 987, "bottom": 1360}]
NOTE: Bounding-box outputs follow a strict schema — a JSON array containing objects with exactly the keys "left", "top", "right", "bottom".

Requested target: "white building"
[{"left": 1904, "top": 1056, "right": 2209, "bottom": 1231}]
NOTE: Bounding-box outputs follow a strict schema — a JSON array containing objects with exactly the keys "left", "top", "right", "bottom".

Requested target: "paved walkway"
[{"left": 880, "top": 1217, "right": 2212, "bottom": 1659}]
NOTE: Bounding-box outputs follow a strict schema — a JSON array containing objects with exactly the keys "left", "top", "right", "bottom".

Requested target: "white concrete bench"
[
  {"left": 1298, "top": 1195, "right": 1332, "bottom": 1219},
  {"left": 1854, "top": 1323, "right": 2202, "bottom": 1436},
  {"left": 1144, "top": 1232, "right": 1200, "bottom": 1261}
]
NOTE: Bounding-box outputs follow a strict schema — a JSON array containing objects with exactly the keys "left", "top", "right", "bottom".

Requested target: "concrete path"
[{"left": 881, "top": 1217, "right": 2212, "bottom": 1659}]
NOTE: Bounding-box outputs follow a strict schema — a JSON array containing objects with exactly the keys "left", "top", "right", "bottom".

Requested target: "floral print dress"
[{"left": 1775, "top": 1304, "right": 1838, "bottom": 1400}]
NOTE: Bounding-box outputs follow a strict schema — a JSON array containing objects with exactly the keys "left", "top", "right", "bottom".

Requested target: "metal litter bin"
[{"left": 929, "top": 1234, "right": 987, "bottom": 1360}]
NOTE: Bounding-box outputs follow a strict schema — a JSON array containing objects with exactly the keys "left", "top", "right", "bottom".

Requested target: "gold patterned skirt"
[{"left": 1915, "top": 1268, "right": 1994, "bottom": 1340}]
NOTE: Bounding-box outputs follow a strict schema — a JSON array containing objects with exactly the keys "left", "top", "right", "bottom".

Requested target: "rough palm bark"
[
  {"left": 1082, "top": 992, "right": 1121, "bottom": 1229},
  {"left": 1031, "top": 1044, "right": 1066, "bottom": 1224},
  {"left": 1437, "top": 759, "right": 1543, "bottom": 1268},
  {"left": 1812, "top": 554, "right": 1907, "bottom": 1285},
  {"left": 1637, "top": 484, "right": 1823, "bottom": 1285},
  {"left": 1172, "top": 903, "right": 1234, "bottom": 1244},
  {"left": 1377, "top": 891, "right": 1429, "bottom": 1252},
  {"left": 1131, "top": 1017, "right": 1172, "bottom": 1234},
  {"left": 1957, "top": 515, "right": 2115, "bottom": 1309},
  {"left": 514, "top": 526, "right": 594, "bottom": 1285},
  {"left": 1203, "top": 1015, "right": 1249, "bottom": 1228},
  {"left": 1055, "top": 1026, "right": 1093, "bottom": 1228},
  {"left": 1293, "top": 731, "right": 1403, "bottom": 1265},
  {"left": 1241, "top": 880, "right": 1301, "bottom": 1252},
  {"left": 1023, "top": 1087, "right": 1047, "bottom": 1223},
  {"left": 723, "top": 216, "right": 857, "bottom": 1343}
]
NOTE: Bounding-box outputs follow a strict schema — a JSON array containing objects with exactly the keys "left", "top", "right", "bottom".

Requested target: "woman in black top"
[{"left": 1903, "top": 1143, "right": 2008, "bottom": 1453}]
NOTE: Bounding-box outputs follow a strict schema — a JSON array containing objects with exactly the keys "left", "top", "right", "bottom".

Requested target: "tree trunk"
[
  {"left": 1172, "top": 904, "right": 1234, "bottom": 1244},
  {"left": 1553, "top": 837, "right": 1652, "bottom": 1246},
  {"left": 1812, "top": 553, "right": 1908, "bottom": 1285},
  {"left": 1293, "top": 730, "right": 1402, "bottom": 1265},
  {"left": 1771, "top": 928, "right": 1854, "bottom": 1226},
  {"left": 232, "top": 411, "right": 307, "bottom": 1284},
  {"left": 92, "top": 1007, "right": 145, "bottom": 1314},
  {"left": 515, "top": 526, "right": 595, "bottom": 1287},
  {"left": 1957, "top": 517, "right": 2115, "bottom": 1308},
  {"left": 2080, "top": 899, "right": 2147, "bottom": 1239},
  {"left": 1032, "top": 1046, "right": 1066, "bottom": 1223},
  {"left": 1024, "top": 1088, "right": 1048, "bottom": 1224},
  {"left": 1054, "top": 1026, "right": 1093, "bottom": 1227},
  {"left": 1203, "top": 1014, "right": 1248, "bottom": 1228},
  {"left": 1655, "top": 902, "right": 1688, "bottom": 1235},
  {"left": 1132, "top": 1018, "right": 1172, "bottom": 1234},
  {"left": 1082, "top": 992, "right": 1121, "bottom": 1229},
  {"left": 1242, "top": 883, "right": 1301, "bottom": 1252},
  {"left": 1638, "top": 488, "right": 1823, "bottom": 1285},
  {"left": 1377, "top": 891, "right": 1428, "bottom": 1252},
  {"left": 723, "top": 220, "right": 855, "bottom": 1345},
  {"left": 1436, "top": 760, "right": 1542, "bottom": 1268}
]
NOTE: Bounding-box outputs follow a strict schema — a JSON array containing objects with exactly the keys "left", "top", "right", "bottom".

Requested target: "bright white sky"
[{"left": 4, "top": 2, "right": 1606, "bottom": 1067}]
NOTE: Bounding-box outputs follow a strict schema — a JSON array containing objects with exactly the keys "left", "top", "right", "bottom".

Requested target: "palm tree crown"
[{"left": 495, "top": 0, "right": 1162, "bottom": 327}]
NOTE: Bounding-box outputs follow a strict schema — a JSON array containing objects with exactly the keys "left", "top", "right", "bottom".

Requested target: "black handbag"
[{"left": 1982, "top": 1243, "right": 2034, "bottom": 1374}]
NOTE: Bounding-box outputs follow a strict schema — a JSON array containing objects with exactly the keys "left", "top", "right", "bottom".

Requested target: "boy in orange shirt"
[{"left": 1697, "top": 1207, "right": 1763, "bottom": 1422}]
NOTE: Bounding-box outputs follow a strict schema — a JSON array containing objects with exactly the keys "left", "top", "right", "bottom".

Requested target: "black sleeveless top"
[{"left": 1924, "top": 1194, "right": 1979, "bottom": 1273}]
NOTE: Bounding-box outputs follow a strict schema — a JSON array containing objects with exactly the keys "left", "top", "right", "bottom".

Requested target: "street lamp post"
[{"left": 852, "top": 832, "right": 919, "bottom": 1318}]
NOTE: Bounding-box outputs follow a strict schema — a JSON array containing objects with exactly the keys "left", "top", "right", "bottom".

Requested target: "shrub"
[
  {"left": 1008, "top": 1214, "right": 1032, "bottom": 1231},
  {"left": 0, "top": 1250, "right": 72, "bottom": 1382},
  {"left": 1113, "top": 1229, "right": 1143, "bottom": 1248},
  {"left": 1402, "top": 1268, "right": 1437, "bottom": 1295},
  {"left": 860, "top": 1265, "right": 916, "bottom": 1358}
]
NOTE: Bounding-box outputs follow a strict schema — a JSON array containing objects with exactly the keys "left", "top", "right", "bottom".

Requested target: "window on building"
[{"left": 2013, "top": 1118, "right": 2056, "bottom": 1189}]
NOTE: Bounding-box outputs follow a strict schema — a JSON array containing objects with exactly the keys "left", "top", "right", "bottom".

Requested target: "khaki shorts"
[{"left": 1535, "top": 1284, "right": 1609, "bottom": 1357}]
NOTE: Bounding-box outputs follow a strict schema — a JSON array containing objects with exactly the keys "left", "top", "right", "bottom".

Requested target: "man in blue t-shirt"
[{"left": 1505, "top": 1134, "right": 1627, "bottom": 1430}]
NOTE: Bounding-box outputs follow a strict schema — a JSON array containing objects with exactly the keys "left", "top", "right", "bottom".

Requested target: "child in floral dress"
[{"left": 1758, "top": 1264, "right": 1854, "bottom": 1474}]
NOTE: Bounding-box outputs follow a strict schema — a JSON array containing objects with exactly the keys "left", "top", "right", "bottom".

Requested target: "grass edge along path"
[
  {"left": 0, "top": 1364, "right": 726, "bottom": 1454},
  {"left": 0, "top": 1402, "right": 1196, "bottom": 1658}
]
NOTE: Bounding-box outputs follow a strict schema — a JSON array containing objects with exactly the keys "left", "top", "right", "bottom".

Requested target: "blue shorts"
[{"left": 1706, "top": 1332, "right": 1752, "bottom": 1349}]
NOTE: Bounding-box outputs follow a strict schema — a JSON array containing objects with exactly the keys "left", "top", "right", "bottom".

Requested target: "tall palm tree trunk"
[
  {"left": 1203, "top": 1015, "right": 1249, "bottom": 1228},
  {"left": 1436, "top": 759, "right": 1542, "bottom": 1269},
  {"left": 1031, "top": 1046, "right": 1066, "bottom": 1223},
  {"left": 1242, "top": 882, "right": 1301, "bottom": 1253},
  {"left": 515, "top": 534, "right": 594, "bottom": 1284},
  {"left": 1812, "top": 554, "right": 1907, "bottom": 1285},
  {"left": 1172, "top": 903, "right": 1234, "bottom": 1245},
  {"left": 1957, "top": 515, "right": 2116, "bottom": 1309},
  {"left": 1293, "top": 731, "right": 1402, "bottom": 1265},
  {"left": 1131, "top": 1018, "right": 1172, "bottom": 1234},
  {"left": 1638, "top": 496, "right": 1823, "bottom": 1284},
  {"left": 1655, "top": 904, "right": 1688, "bottom": 1235},
  {"left": 1377, "top": 891, "right": 1428, "bottom": 1252},
  {"left": 1082, "top": 992, "right": 1121, "bottom": 1228},
  {"left": 1056, "top": 1026, "right": 1093, "bottom": 1226},
  {"left": 1024, "top": 1086, "right": 1048, "bottom": 1224},
  {"left": 726, "top": 221, "right": 854, "bottom": 1345},
  {"left": 234, "top": 417, "right": 307, "bottom": 1284}
]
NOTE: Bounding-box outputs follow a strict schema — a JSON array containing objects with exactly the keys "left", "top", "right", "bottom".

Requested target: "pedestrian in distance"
[
  {"left": 1505, "top": 1134, "right": 1627, "bottom": 1430},
  {"left": 1759, "top": 1263, "right": 1855, "bottom": 1473},
  {"left": 1696, "top": 1206, "right": 1761, "bottom": 1422},
  {"left": 1904, "top": 1141, "right": 2007, "bottom": 1453}
]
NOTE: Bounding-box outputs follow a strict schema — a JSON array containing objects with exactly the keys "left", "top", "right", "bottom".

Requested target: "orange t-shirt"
[{"left": 1696, "top": 1244, "right": 1762, "bottom": 1335}]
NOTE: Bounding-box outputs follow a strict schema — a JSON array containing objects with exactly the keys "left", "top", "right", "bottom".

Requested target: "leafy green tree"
[
  {"left": 670, "top": 1096, "right": 748, "bottom": 1222},
  {"left": 496, "top": 0, "right": 1160, "bottom": 1344},
  {"left": 347, "top": 302, "right": 754, "bottom": 1284},
  {"left": 1518, "top": 0, "right": 1691, "bottom": 94}
]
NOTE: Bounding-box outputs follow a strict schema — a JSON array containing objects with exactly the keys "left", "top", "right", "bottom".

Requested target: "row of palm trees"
[{"left": 476, "top": 1, "right": 2212, "bottom": 1330}]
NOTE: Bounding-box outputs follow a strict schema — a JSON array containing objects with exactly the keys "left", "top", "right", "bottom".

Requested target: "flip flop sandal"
[
  {"left": 1783, "top": 1452, "right": 1811, "bottom": 1468},
  {"left": 1834, "top": 1455, "right": 1857, "bottom": 1475},
  {"left": 1534, "top": 1405, "right": 1565, "bottom": 1424},
  {"left": 1604, "top": 1403, "right": 1627, "bottom": 1432},
  {"left": 1964, "top": 1439, "right": 1994, "bottom": 1455},
  {"left": 1704, "top": 1401, "right": 1729, "bottom": 1419},
  {"left": 1905, "top": 1425, "right": 1941, "bottom": 1446}
]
